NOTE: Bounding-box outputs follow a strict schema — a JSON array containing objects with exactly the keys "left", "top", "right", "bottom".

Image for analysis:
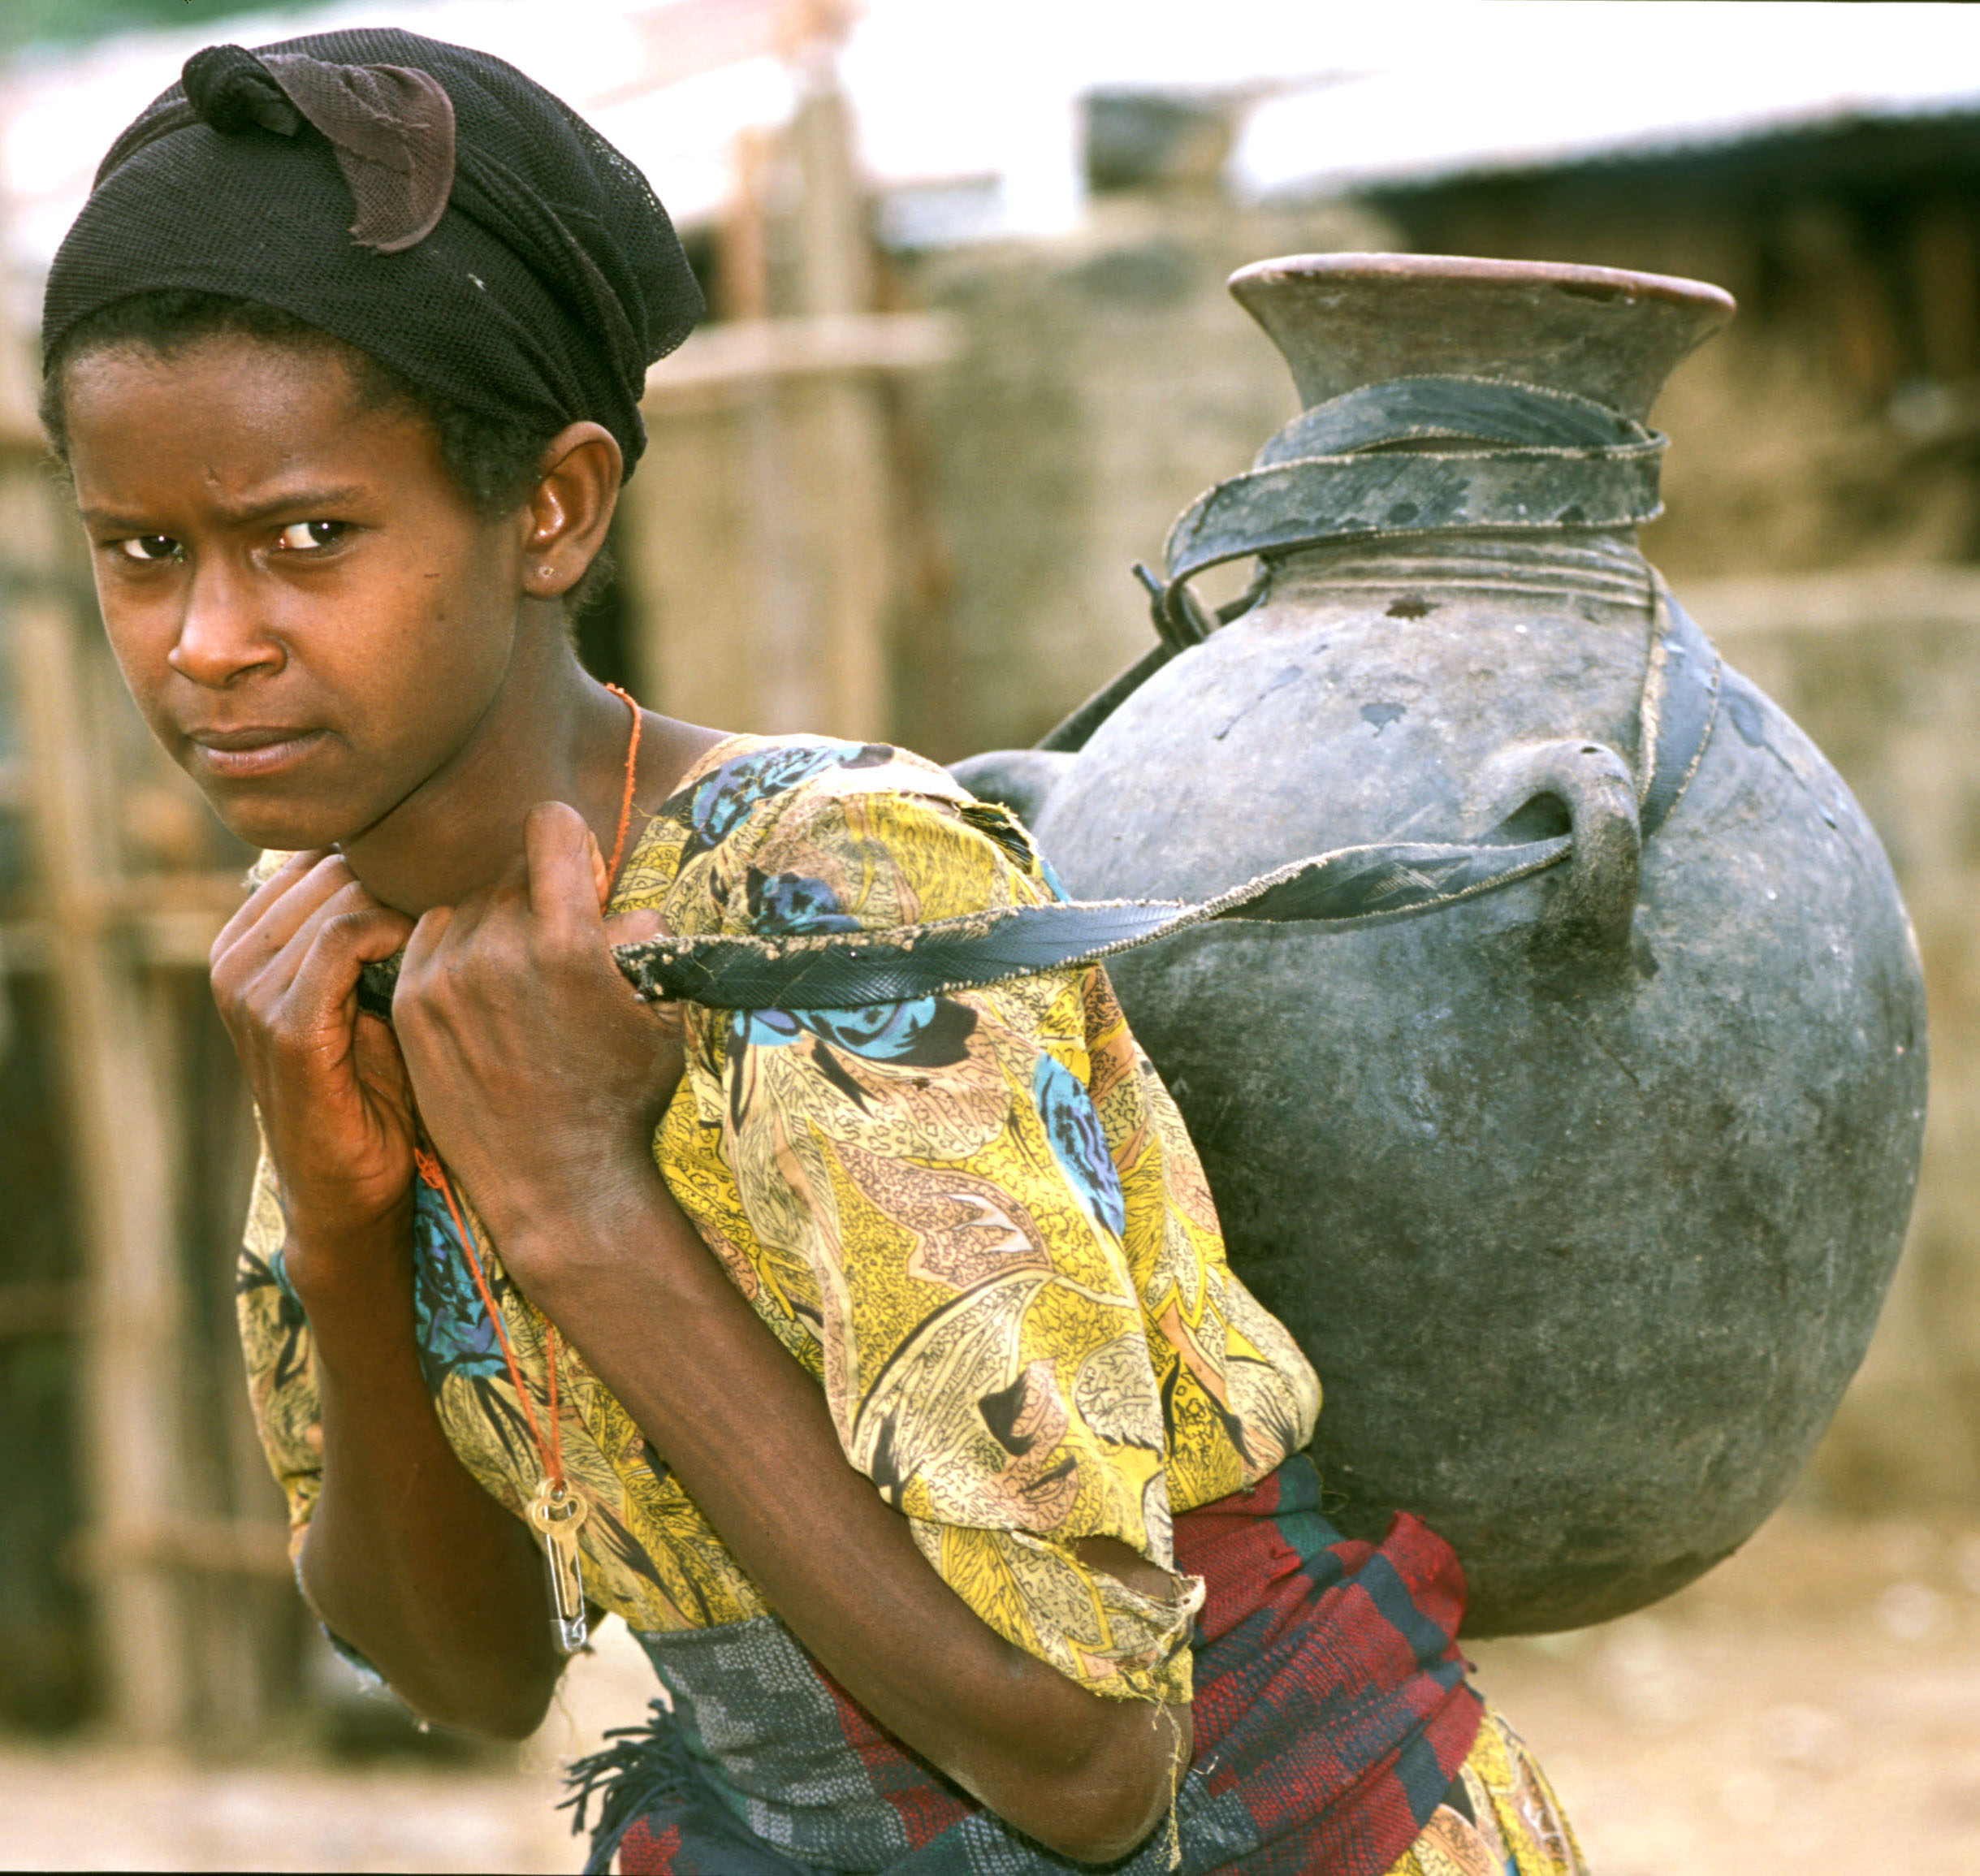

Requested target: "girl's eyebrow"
[{"left": 80, "top": 485, "right": 370, "bottom": 531}]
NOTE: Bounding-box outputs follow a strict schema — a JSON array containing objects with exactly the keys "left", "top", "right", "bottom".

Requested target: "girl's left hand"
[{"left": 391, "top": 800, "right": 683, "bottom": 1271}]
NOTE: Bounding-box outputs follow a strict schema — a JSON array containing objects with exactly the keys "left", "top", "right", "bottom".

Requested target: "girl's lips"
[{"left": 187, "top": 728, "right": 328, "bottom": 780}]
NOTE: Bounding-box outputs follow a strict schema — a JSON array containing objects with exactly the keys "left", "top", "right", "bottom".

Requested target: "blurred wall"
[{"left": 901, "top": 189, "right": 1393, "bottom": 758}]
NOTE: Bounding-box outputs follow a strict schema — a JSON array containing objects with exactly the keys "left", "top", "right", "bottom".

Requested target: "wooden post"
[
  {"left": 728, "top": 121, "right": 816, "bottom": 736},
  {"left": 782, "top": 71, "right": 893, "bottom": 740},
  {"left": 620, "top": 28, "right": 954, "bottom": 746},
  {"left": 11, "top": 586, "right": 189, "bottom": 1741}
]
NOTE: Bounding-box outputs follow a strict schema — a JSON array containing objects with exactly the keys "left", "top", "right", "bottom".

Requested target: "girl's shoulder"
[
  {"left": 661, "top": 731, "right": 971, "bottom": 844},
  {"left": 618, "top": 733, "right": 1054, "bottom": 932}
]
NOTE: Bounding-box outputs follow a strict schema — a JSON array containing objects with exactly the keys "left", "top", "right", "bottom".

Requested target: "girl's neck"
[{"left": 339, "top": 629, "right": 723, "bottom": 917}]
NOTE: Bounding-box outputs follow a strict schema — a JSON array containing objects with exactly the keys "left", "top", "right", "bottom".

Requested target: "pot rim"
[
  {"left": 1226, "top": 251, "right": 1737, "bottom": 421},
  {"left": 1229, "top": 251, "right": 1736, "bottom": 321}
]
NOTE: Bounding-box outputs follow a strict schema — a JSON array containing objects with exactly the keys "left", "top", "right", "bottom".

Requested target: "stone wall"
[{"left": 899, "top": 192, "right": 1393, "bottom": 759}]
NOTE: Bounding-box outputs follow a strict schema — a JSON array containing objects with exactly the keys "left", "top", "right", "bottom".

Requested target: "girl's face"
[{"left": 62, "top": 334, "right": 529, "bottom": 854}]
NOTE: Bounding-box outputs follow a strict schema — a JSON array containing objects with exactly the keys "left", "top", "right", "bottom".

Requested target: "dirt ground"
[{"left": 6, "top": 1505, "right": 1980, "bottom": 1872}]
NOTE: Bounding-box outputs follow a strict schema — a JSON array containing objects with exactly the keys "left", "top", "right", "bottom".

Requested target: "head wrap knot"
[
  {"left": 181, "top": 44, "right": 301, "bottom": 136},
  {"left": 43, "top": 28, "right": 703, "bottom": 473},
  {"left": 179, "top": 45, "right": 456, "bottom": 253}
]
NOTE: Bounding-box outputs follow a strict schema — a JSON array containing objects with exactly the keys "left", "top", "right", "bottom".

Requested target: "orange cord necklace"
[{"left": 409, "top": 681, "right": 642, "bottom": 1653}]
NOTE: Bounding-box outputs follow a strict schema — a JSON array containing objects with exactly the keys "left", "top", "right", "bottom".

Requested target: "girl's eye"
[
  {"left": 115, "top": 535, "right": 181, "bottom": 563},
  {"left": 274, "top": 521, "right": 347, "bottom": 551}
]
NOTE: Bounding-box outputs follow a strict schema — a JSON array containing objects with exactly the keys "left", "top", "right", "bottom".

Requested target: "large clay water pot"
[{"left": 960, "top": 256, "right": 1929, "bottom": 1635}]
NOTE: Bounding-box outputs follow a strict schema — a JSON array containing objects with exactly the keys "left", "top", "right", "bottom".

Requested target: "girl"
[{"left": 41, "top": 29, "right": 1583, "bottom": 1874}]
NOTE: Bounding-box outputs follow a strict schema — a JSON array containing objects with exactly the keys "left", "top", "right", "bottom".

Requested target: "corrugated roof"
[{"left": 1232, "top": 2, "right": 1980, "bottom": 200}]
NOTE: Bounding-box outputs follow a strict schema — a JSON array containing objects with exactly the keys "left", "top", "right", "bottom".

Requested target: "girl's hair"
[{"left": 41, "top": 290, "right": 615, "bottom": 612}]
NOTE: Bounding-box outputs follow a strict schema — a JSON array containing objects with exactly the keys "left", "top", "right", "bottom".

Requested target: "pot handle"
[{"left": 1483, "top": 740, "right": 1642, "bottom": 953}]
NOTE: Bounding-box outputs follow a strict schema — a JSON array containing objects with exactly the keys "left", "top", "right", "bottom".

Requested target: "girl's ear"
[{"left": 520, "top": 421, "right": 622, "bottom": 603}]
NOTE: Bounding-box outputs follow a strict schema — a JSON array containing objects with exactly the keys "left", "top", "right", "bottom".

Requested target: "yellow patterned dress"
[{"left": 238, "top": 733, "right": 1583, "bottom": 1876}]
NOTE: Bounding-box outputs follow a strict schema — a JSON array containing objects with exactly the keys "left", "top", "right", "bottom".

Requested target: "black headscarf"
[{"left": 41, "top": 28, "right": 703, "bottom": 474}]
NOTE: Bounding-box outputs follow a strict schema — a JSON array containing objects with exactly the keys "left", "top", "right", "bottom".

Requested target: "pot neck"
[{"left": 1260, "top": 528, "right": 1656, "bottom": 626}]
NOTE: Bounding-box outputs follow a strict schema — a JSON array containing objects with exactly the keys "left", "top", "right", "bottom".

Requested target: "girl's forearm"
[
  {"left": 291, "top": 1214, "right": 567, "bottom": 1738},
  {"left": 514, "top": 1168, "right": 1189, "bottom": 1865}
]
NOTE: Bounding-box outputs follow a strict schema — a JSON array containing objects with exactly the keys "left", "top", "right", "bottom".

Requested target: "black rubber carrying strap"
[
  {"left": 354, "top": 375, "right": 1714, "bottom": 1018},
  {"left": 1150, "top": 375, "right": 1667, "bottom": 651},
  {"left": 597, "top": 582, "right": 1716, "bottom": 1011}
]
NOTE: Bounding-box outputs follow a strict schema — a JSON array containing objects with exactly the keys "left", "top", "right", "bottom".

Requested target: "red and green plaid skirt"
[{"left": 566, "top": 1453, "right": 1484, "bottom": 1874}]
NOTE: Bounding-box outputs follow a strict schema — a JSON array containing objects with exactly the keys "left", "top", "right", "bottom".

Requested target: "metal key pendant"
[{"left": 527, "top": 1479, "right": 590, "bottom": 1653}]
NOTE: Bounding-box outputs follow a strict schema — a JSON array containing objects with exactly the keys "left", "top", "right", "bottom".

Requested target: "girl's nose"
[{"left": 166, "top": 559, "right": 283, "bottom": 687}]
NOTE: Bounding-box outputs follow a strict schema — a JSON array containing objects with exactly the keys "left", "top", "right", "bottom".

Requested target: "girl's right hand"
[{"left": 210, "top": 851, "right": 418, "bottom": 1265}]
